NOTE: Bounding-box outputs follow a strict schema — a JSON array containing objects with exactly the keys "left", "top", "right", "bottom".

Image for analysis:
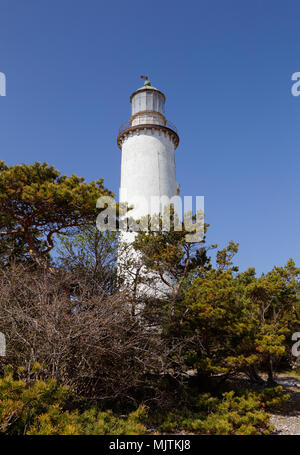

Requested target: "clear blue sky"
[{"left": 0, "top": 0, "right": 299, "bottom": 274}]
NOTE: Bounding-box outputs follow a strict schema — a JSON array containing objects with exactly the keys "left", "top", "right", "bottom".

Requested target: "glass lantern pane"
[
  {"left": 132, "top": 96, "right": 137, "bottom": 115},
  {"left": 145, "top": 92, "right": 151, "bottom": 110},
  {"left": 153, "top": 93, "right": 158, "bottom": 112},
  {"left": 161, "top": 96, "right": 165, "bottom": 114},
  {"left": 141, "top": 92, "right": 147, "bottom": 111}
]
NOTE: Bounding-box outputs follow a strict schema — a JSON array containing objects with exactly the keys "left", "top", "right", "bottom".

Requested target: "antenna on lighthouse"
[{"left": 140, "top": 75, "right": 148, "bottom": 80}]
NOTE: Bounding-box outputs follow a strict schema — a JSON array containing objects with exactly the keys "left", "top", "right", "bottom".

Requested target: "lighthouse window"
[
  {"left": 134, "top": 93, "right": 143, "bottom": 112},
  {"left": 146, "top": 92, "right": 153, "bottom": 110},
  {"left": 133, "top": 96, "right": 137, "bottom": 114},
  {"left": 140, "top": 92, "right": 146, "bottom": 111},
  {"left": 157, "top": 96, "right": 161, "bottom": 113},
  {"left": 137, "top": 96, "right": 141, "bottom": 112},
  {"left": 153, "top": 93, "right": 158, "bottom": 112},
  {"left": 160, "top": 97, "right": 165, "bottom": 114},
  {"left": 132, "top": 97, "right": 137, "bottom": 114}
]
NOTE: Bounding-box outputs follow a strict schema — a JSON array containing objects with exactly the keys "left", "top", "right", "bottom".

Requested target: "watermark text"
[{"left": 0, "top": 72, "right": 6, "bottom": 96}]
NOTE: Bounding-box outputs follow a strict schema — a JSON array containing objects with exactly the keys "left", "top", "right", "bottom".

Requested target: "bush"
[
  {"left": 259, "top": 386, "right": 290, "bottom": 410},
  {"left": 0, "top": 263, "right": 185, "bottom": 407},
  {"left": 27, "top": 406, "right": 147, "bottom": 435},
  {"left": 152, "top": 390, "right": 280, "bottom": 435},
  {"left": 0, "top": 367, "right": 147, "bottom": 435}
]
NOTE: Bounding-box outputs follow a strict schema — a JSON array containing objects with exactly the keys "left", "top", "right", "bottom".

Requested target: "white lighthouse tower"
[{"left": 117, "top": 78, "right": 179, "bottom": 294}]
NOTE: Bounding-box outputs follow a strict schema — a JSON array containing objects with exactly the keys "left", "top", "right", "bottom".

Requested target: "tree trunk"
[
  {"left": 248, "top": 364, "right": 265, "bottom": 384},
  {"left": 267, "top": 357, "right": 277, "bottom": 386}
]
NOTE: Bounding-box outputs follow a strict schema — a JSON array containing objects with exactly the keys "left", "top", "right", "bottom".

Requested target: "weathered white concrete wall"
[
  {"left": 119, "top": 128, "right": 177, "bottom": 220},
  {"left": 131, "top": 113, "right": 164, "bottom": 126},
  {"left": 118, "top": 128, "right": 178, "bottom": 299}
]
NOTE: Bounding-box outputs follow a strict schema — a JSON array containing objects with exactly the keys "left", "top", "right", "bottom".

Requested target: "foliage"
[
  {"left": 150, "top": 389, "right": 285, "bottom": 435},
  {"left": 0, "top": 365, "right": 69, "bottom": 434},
  {"left": 57, "top": 225, "right": 118, "bottom": 294},
  {"left": 1, "top": 367, "right": 290, "bottom": 435},
  {"left": 0, "top": 367, "right": 147, "bottom": 435},
  {"left": 28, "top": 405, "right": 147, "bottom": 436},
  {"left": 0, "top": 263, "right": 185, "bottom": 405},
  {"left": 0, "top": 161, "right": 110, "bottom": 269},
  {"left": 133, "top": 211, "right": 299, "bottom": 384},
  {"left": 0, "top": 162, "right": 299, "bottom": 435},
  {"left": 259, "top": 386, "right": 290, "bottom": 410},
  {"left": 132, "top": 208, "right": 211, "bottom": 301},
  {"left": 180, "top": 261, "right": 299, "bottom": 382}
]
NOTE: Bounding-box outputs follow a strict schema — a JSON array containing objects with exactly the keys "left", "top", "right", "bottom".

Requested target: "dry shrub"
[{"left": 0, "top": 263, "right": 185, "bottom": 407}]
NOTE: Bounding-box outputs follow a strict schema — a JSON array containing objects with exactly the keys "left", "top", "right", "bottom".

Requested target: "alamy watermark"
[
  {"left": 0, "top": 72, "right": 6, "bottom": 96},
  {"left": 292, "top": 332, "right": 300, "bottom": 357},
  {"left": 96, "top": 193, "right": 205, "bottom": 243},
  {"left": 291, "top": 72, "right": 300, "bottom": 96},
  {"left": 0, "top": 332, "right": 6, "bottom": 357}
]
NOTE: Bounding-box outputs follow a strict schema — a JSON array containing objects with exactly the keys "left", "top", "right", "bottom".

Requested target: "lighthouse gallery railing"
[{"left": 118, "top": 120, "right": 178, "bottom": 136}]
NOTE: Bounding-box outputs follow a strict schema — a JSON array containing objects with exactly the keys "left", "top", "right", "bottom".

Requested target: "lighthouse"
[{"left": 117, "top": 78, "right": 180, "bottom": 294}]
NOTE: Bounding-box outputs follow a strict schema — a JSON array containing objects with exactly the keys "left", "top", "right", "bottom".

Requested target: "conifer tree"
[{"left": 0, "top": 161, "right": 111, "bottom": 270}]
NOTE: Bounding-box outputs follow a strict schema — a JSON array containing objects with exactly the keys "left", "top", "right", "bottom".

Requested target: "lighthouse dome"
[{"left": 134, "top": 79, "right": 160, "bottom": 92}]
